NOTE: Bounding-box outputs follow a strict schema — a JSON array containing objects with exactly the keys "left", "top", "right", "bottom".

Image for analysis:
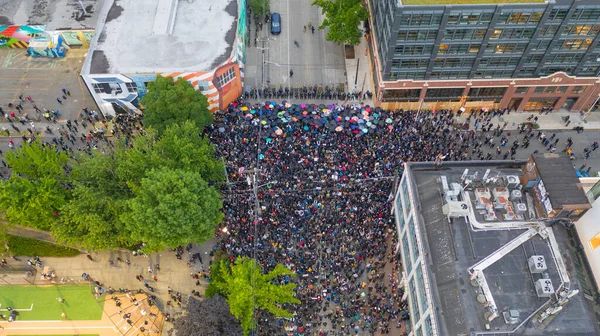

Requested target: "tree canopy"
[
  {"left": 312, "top": 0, "right": 368, "bottom": 46},
  {"left": 122, "top": 167, "right": 223, "bottom": 251},
  {"left": 210, "top": 257, "right": 300, "bottom": 336},
  {"left": 248, "top": 0, "right": 270, "bottom": 17},
  {"left": 141, "top": 75, "right": 213, "bottom": 135},
  {"left": 0, "top": 120, "right": 224, "bottom": 252},
  {"left": 0, "top": 141, "right": 70, "bottom": 230},
  {"left": 174, "top": 295, "right": 243, "bottom": 336}
]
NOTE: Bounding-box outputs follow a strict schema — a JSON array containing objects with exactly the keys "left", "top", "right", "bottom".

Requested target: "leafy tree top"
[
  {"left": 212, "top": 257, "right": 300, "bottom": 336},
  {"left": 312, "top": 0, "right": 368, "bottom": 46},
  {"left": 141, "top": 76, "right": 214, "bottom": 135}
]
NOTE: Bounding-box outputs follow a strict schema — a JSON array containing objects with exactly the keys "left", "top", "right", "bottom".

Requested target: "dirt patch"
[{"left": 344, "top": 45, "right": 355, "bottom": 59}]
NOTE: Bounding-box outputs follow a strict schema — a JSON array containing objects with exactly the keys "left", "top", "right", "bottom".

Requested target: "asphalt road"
[{"left": 244, "top": 0, "right": 346, "bottom": 92}]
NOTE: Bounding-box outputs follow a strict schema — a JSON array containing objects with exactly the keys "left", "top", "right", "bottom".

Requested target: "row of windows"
[
  {"left": 433, "top": 57, "right": 475, "bottom": 68},
  {"left": 389, "top": 72, "right": 426, "bottom": 80},
  {"left": 545, "top": 53, "right": 584, "bottom": 64},
  {"left": 403, "top": 233, "right": 412, "bottom": 273},
  {"left": 382, "top": 88, "right": 422, "bottom": 101},
  {"left": 408, "top": 217, "right": 419, "bottom": 262},
  {"left": 443, "top": 28, "right": 487, "bottom": 41},
  {"left": 416, "top": 267, "right": 428, "bottom": 320},
  {"left": 490, "top": 28, "right": 535, "bottom": 40},
  {"left": 394, "top": 45, "right": 434, "bottom": 56},
  {"left": 548, "top": 8, "right": 568, "bottom": 21},
  {"left": 447, "top": 11, "right": 494, "bottom": 25},
  {"left": 438, "top": 44, "right": 479, "bottom": 55},
  {"left": 479, "top": 57, "right": 520, "bottom": 67},
  {"left": 485, "top": 43, "right": 529, "bottom": 54},
  {"left": 399, "top": 13, "right": 443, "bottom": 26},
  {"left": 571, "top": 7, "right": 600, "bottom": 21},
  {"left": 496, "top": 11, "right": 544, "bottom": 25},
  {"left": 560, "top": 38, "right": 593, "bottom": 50},
  {"left": 380, "top": 86, "right": 589, "bottom": 102},
  {"left": 409, "top": 278, "right": 421, "bottom": 323},
  {"left": 430, "top": 71, "right": 471, "bottom": 80},
  {"left": 391, "top": 58, "right": 429, "bottom": 69},
  {"left": 397, "top": 29, "right": 437, "bottom": 41},
  {"left": 562, "top": 24, "right": 600, "bottom": 36},
  {"left": 473, "top": 70, "right": 514, "bottom": 79}
]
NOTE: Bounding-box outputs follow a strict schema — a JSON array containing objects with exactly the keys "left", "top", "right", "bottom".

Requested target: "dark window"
[
  {"left": 534, "top": 86, "right": 545, "bottom": 94},
  {"left": 381, "top": 89, "right": 422, "bottom": 102},
  {"left": 125, "top": 82, "right": 138, "bottom": 93},
  {"left": 557, "top": 86, "right": 568, "bottom": 93},
  {"left": 515, "top": 87, "right": 529, "bottom": 94},
  {"left": 545, "top": 86, "right": 557, "bottom": 94},
  {"left": 571, "top": 86, "right": 586, "bottom": 94},
  {"left": 548, "top": 8, "right": 568, "bottom": 21},
  {"left": 424, "top": 88, "right": 464, "bottom": 101},
  {"left": 468, "top": 87, "right": 507, "bottom": 97}
]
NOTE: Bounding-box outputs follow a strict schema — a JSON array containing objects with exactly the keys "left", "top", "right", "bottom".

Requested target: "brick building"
[{"left": 366, "top": 0, "right": 600, "bottom": 112}]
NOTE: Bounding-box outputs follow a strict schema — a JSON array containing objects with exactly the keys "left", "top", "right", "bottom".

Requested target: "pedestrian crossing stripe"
[
  {"left": 9, "top": 40, "right": 28, "bottom": 48},
  {"left": 27, "top": 33, "right": 41, "bottom": 37}
]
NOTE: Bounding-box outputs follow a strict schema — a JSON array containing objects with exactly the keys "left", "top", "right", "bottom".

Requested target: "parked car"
[{"left": 271, "top": 12, "right": 281, "bottom": 35}]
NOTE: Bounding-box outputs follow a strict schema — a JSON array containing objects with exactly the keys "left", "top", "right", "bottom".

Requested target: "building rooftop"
[
  {"left": 0, "top": 0, "right": 104, "bottom": 30},
  {"left": 532, "top": 153, "right": 591, "bottom": 210},
  {"left": 401, "top": 0, "right": 546, "bottom": 5},
  {"left": 405, "top": 161, "right": 600, "bottom": 336},
  {"left": 88, "top": 0, "right": 236, "bottom": 74}
]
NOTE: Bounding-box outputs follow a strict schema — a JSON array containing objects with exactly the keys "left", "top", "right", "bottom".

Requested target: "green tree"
[
  {"left": 155, "top": 120, "right": 225, "bottom": 183},
  {"left": 312, "top": 0, "right": 368, "bottom": 46},
  {"left": 141, "top": 76, "right": 213, "bottom": 135},
  {"left": 212, "top": 257, "right": 300, "bottom": 336},
  {"left": 122, "top": 168, "right": 223, "bottom": 251},
  {"left": 53, "top": 153, "right": 133, "bottom": 250},
  {"left": 248, "top": 0, "right": 270, "bottom": 17},
  {"left": 0, "top": 141, "right": 70, "bottom": 230}
]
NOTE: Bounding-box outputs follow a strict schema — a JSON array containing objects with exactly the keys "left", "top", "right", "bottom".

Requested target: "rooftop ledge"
[{"left": 401, "top": 0, "right": 546, "bottom": 5}]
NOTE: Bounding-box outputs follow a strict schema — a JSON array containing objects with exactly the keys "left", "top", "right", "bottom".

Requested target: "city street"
[{"left": 243, "top": 0, "right": 347, "bottom": 92}]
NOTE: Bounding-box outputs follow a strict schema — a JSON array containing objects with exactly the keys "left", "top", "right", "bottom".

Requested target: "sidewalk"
[
  {"left": 344, "top": 35, "right": 374, "bottom": 106},
  {"left": 455, "top": 110, "right": 600, "bottom": 131}
]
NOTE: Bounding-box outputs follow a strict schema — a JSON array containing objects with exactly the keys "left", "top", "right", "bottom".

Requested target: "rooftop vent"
[
  {"left": 506, "top": 175, "right": 520, "bottom": 189},
  {"left": 528, "top": 255, "right": 547, "bottom": 273},
  {"left": 535, "top": 278, "right": 555, "bottom": 297}
]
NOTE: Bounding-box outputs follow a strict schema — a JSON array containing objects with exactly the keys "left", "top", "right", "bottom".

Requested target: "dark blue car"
[{"left": 271, "top": 13, "right": 281, "bottom": 35}]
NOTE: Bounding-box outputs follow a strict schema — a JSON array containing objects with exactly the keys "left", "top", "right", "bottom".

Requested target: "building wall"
[
  {"left": 394, "top": 173, "right": 437, "bottom": 336},
  {"left": 368, "top": 0, "right": 600, "bottom": 111},
  {"left": 81, "top": 0, "right": 247, "bottom": 116},
  {"left": 574, "top": 180, "right": 600, "bottom": 291}
]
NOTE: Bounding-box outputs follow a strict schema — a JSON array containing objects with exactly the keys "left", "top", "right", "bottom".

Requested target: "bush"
[{"left": 6, "top": 235, "right": 80, "bottom": 257}]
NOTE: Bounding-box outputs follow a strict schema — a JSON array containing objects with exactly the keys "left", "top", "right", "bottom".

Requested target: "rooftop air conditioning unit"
[
  {"left": 443, "top": 201, "right": 470, "bottom": 218},
  {"left": 535, "top": 279, "right": 555, "bottom": 297},
  {"left": 506, "top": 175, "right": 520, "bottom": 189},
  {"left": 510, "top": 190, "right": 522, "bottom": 201},
  {"left": 528, "top": 255, "right": 547, "bottom": 273},
  {"left": 503, "top": 309, "right": 520, "bottom": 325},
  {"left": 515, "top": 203, "right": 527, "bottom": 214}
]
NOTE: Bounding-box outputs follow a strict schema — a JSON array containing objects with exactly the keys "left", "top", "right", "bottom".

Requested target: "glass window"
[
  {"left": 92, "top": 83, "right": 105, "bottom": 94},
  {"left": 468, "top": 87, "right": 507, "bottom": 97},
  {"left": 548, "top": 8, "right": 568, "bottom": 21},
  {"left": 382, "top": 89, "right": 422, "bottom": 102},
  {"left": 409, "top": 278, "right": 421, "bottom": 322},
  {"left": 572, "top": 86, "right": 586, "bottom": 94},
  {"left": 534, "top": 86, "right": 545, "bottom": 94},
  {"left": 540, "top": 25, "right": 560, "bottom": 37},
  {"left": 125, "top": 82, "right": 138, "bottom": 93},
  {"left": 425, "top": 87, "right": 464, "bottom": 98},
  {"left": 416, "top": 267, "right": 428, "bottom": 312},
  {"left": 545, "top": 86, "right": 557, "bottom": 94},
  {"left": 402, "top": 233, "right": 412, "bottom": 272},
  {"left": 216, "top": 68, "right": 236, "bottom": 88},
  {"left": 438, "top": 44, "right": 449, "bottom": 54},
  {"left": 490, "top": 29, "right": 502, "bottom": 40},
  {"left": 515, "top": 87, "right": 529, "bottom": 94},
  {"left": 557, "top": 86, "right": 568, "bottom": 93}
]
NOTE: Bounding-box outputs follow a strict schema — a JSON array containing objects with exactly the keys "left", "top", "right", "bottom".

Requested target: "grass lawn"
[
  {"left": 6, "top": 235, "right": 80, "bottom": 257},
  {"left": 0, "top": 285, "right": 104, "bottom": 320}
]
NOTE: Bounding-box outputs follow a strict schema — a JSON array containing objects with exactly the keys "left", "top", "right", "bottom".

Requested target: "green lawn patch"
[
  {"left": 0, "top": 285, "right": 104, "bottom": 320},
  {"left": 6, "top": 235, "right": 80, "bottom": 257},
  {"left": 402, "top": 0, "right": 545, "bottom": 4}
]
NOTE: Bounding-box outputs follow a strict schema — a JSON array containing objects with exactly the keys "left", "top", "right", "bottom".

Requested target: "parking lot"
[{"left": 0, "top": 48, "right": 96, "bottom": 122}]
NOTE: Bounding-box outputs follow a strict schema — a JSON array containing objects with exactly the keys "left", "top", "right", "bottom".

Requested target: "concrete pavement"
[{"left": 244, "top": 0, "right": 346, "bottom": 91}]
